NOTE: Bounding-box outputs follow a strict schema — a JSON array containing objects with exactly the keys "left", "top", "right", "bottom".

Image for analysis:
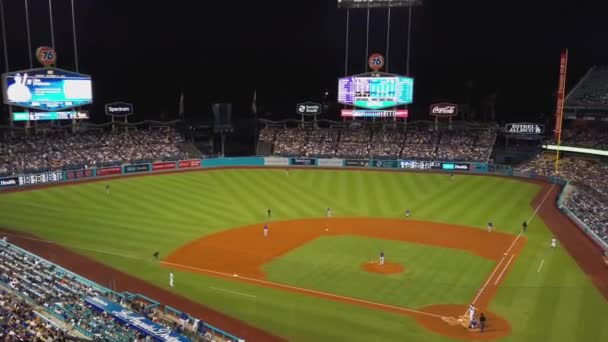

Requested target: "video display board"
[
  {"left": 2, "top": 67, "right": 92, "bottom": 111},
  {"left": 338, "top": 75, "right": 413, "bottom": 109},
  {"left": 13, "top": 111, "right": 89, "bottom": 121}
]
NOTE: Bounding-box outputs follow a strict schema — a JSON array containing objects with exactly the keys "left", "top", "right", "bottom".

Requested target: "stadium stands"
[
  {"left": 259, "top": 126, "right": 496, "bottom": 162},
  {"left": 0, "top": 128, "right": 185, "bottom": 177},
  {"left": 0, "top": 241, "right": 236, "bottom": 342},
  {"left": 515, "top": 155, "right": 608, "bottom": 245}
]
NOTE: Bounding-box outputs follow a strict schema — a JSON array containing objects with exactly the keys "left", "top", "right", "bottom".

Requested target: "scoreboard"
[
  {"left": 13, "top": 111, "right": 89, "bottom": 122},
  {"left": 338, "top": 75, "right": 413, "bottom": 110},
  {"left": 2, "top": 67, "right": 92, "bottom": 111}
]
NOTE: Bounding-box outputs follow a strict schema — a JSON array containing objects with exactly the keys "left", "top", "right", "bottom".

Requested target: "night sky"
[{"left": 0, "top": 0, "right": 606, "bottom": 123}]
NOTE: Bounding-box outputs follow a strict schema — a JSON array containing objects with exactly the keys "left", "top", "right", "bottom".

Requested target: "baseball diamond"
[{"left": 0, "top": 167, "right": 607, "bottom": 342}]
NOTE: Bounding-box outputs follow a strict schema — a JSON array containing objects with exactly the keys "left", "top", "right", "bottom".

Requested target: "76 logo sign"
[
  {"left": 35, "top": 46, "right": 57, "bottom": 67},
  {"left": 368, "top": 53, "right": 385, "bottom": 72}
]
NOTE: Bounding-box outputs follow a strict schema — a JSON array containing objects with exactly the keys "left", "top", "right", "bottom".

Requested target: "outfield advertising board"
[
  {"left": 124, "top": 164, "right": 150, "bottom": 174},
  {"left": 399, "top": 160, "right": 441, "bottom": 170},
  {"left": 290, "top": 158, "right": 317, "bottom": 166},
  {"left": 18, "top": 171, "right": 63, "bottom": 185},
  {"left": 152, "top": 162, "right": 177, "bottom": 171},
  {"left": 178, "top": 159, "right": 201, "bottom": 168},
  {"left": 96, "top": 166, "right": 122, "bottom": 176},
  {"left": 317, "top": 158, "right": 344, "bottom": 167},
  {"left": 66, "top": 169, "right": 95, "bottom": 180},
  {"left": 372, "top": 160, "right": 398, "bottom": 168},
  {"left": 344, "top": 159, "right": 369, "bottom": 167},
  {"left": 0, "top": 176, "right": 19, "bottom": 188},
  {"left": 264, "top": 157, "right": 290, "bottom": 166},
  {"left": 441, "top": 163, "right": 470, "bottom": 171}
]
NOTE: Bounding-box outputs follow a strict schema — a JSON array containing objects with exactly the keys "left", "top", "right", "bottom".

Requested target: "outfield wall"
[{"left": 0, "top": 156, "right": 605, "bottom": 251}]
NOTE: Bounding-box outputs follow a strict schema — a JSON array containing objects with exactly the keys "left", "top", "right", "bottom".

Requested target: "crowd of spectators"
[
  {"left": 0, "top": 128, "right": 185, "bottom": 176},
  {"left": 546, "top": 127, "right": 608, "bottom": 150},
  {"left": 259, "top": 127, "right": 495, "bottom": 162},
  {"left": 0, "top": 242, "right": 232, "bottom": 342},
  {"left": 515, "top": 155, "right": 608, "bottom": 245},
  {"left": 566, "top": 66, "right": 608, "bottom": 107}
]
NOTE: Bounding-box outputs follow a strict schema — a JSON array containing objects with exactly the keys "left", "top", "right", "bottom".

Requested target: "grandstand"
[
  {"left": 257, "top": 121, "right": 496, "bottom": 162},
  {"left": 564, "top": 66, "right": 608, "bottom": 119},
  {"left": 0, "top": 239, "right": 240, "bottom": 342}
]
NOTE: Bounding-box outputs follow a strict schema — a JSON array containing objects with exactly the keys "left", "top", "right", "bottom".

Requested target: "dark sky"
[{"left": 0, "top": 0, "right": 606, "bottom": 123}]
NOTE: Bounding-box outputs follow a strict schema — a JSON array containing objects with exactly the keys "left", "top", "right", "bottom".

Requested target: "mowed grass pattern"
[
  {"left": 263, "top": 236, "right": 496, "bottom": 309},
  {"left": 0, "top": 169, "right": 606, "bottom": 342}
]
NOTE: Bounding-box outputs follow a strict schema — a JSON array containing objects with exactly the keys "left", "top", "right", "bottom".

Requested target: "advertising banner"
[
  {"left": 317, "top": 158, "right": 344, "bottom": 167},
  {"left": 65, "top": 169, "right": 95, "bottom": 180},
  {"left": 0, "top": 176, "right": 19, "bottom": 188},
  {"left": 152, "top": 162, "right": 177, "bottom": 171},
  {"left": 399, "top": 160, "right": 441, "bottom": 170},
  {"left": 17, "top": 171, "right": 63, "bottom": 185},
  {"left": 85, "top": 296, "right": 190, "bottom": 342},
  {"left": 344, "top": 159, "right": 369, "bottom": 167},
  {"left": 441, "top": 163, "right": 470, "bottom": 171},
  {"left": 96, "top": 166, "right": 122, "bottom": 176},
  {"left": 429, "top": 103, "right": 459, "bottom": 117},
  {"left": 372, "top": 160, "right": 398, "bottom": 168},
  {"left": 178, "top": 159, "right": 201, "bottom": 169},
  {"left": 505, "top": 123, "right": 544, "bottom": 135},
  {"left": 290, "top": 158, "right": 317, "bottom": 166},
  {"left": 124, "top": 164, "right": 150, "bottom": 174},
  {"left": 264, "top": 157, "right": 290, "bottom": 166}
]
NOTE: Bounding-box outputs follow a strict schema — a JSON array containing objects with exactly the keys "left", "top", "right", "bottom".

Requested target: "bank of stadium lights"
[{"left": 337, "top": 0, "right": 422, "bottom": 9}]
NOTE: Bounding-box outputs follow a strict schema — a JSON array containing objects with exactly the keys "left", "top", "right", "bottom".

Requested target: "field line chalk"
[
  {"left": 494, "top": 254, "right": 515, "bottom": 286},
  {"left": 160, "top": 261, "right": 444, "bottom": 319},
  {"left": 210, "top": 286, "right": 257, "bottom": 299},
  {"left": 537, "top": 259, "right": 545, "bottom": 273}
]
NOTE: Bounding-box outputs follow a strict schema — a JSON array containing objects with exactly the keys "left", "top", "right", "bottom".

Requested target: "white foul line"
[
  {"left": 469, "top": 183, "right": 556, "bottom": 309},
  {"left": 210, "top": 286, "right": 257, "bottom": 299},
  {"left": 494, "top": 254, "right": 515, "bottom": 286},
  {"left": 160, "top": 261, "right": 444, "bottom": 319},
  {"left": 537, "top": 259, "right": 545, "bottom": 273}
]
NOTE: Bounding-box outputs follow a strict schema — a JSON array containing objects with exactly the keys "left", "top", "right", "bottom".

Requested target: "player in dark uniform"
[
  {"left": 522, "top": 221, "right": 528, "bottom": 233},
  {"left": 267, "top": 208, "right": 271, "bottom": 218},
  {"left": 153, "top": 251, "right": 159, "bottom": 260},
  {"left": 105, "top": 184, "right": 111, "bottom": 194}
]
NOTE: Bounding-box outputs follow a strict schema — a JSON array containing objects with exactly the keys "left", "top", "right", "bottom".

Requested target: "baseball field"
[{"left": 0, "top": 168, "right": 607, "bottom": 341}]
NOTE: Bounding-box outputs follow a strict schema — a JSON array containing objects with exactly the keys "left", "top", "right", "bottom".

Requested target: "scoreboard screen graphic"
[
  {"left": 338, "top": 75, "right": 413, "bottom": 109},
  {"left": 13, "top": 111, "right": 89, "bottom": 121},
  {"left": 2, "top": 67, "right": 92, "bottom": 111}
]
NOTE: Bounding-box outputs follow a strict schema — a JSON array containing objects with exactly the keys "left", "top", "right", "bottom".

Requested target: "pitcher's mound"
[{"left": 361, "top": 261, "right": 403, "bottom": 275}]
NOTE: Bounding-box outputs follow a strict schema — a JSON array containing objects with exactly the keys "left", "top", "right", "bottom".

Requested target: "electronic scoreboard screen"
[
  {"left": 338, "top": 75, "right": 413, "bottom": 109},
  {"left": 2, "top": 67, "right": 92, "bottom": 111},
  {"left": 13, "top": 111, "right": 89, "bottom": 122}
]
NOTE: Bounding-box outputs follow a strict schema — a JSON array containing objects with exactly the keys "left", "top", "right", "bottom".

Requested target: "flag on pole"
[
  {"left": 178, "top": 90, "right": 185, "bottom": 117},
  {"left": 251, "top": 90, "right": 257, "bottom": 115}
]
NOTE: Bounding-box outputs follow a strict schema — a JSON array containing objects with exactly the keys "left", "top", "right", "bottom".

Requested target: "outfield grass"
[{"left": 0, "top": 169, "right": 606, "bottom": 341}]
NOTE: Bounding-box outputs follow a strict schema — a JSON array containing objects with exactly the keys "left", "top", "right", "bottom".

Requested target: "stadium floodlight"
[{"left": 337, "top": 0, "right": 422, "bottom": 9}]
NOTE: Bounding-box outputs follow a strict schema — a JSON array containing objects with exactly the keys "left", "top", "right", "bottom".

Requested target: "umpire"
[{"left": 479, "top": 313, "right": 486, "bottom": 332}]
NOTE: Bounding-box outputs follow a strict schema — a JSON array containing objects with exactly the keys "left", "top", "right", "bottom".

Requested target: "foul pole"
[{"left": 554, "top": 49, "right": 568, "bottom": 175}]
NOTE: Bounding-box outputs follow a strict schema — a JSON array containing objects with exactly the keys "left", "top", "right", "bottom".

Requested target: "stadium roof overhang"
[{"left": 337, "top": 0, "right": 423, "bottom": 9}]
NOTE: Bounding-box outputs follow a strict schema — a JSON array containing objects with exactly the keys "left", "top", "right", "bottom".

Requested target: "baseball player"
[
  {"left": 264, "top": 224, "right": 269, "bottom": 237},
  {"left": 105, "top": 184, "right": 111, "bottom": 194},
  {"left": 285, "top": 168, "right": 289, "bottom": 176},
  {"left": 405, "top": 209, "right": 411, "bottom": 218},
  {"left": 450, "top": 174, "right": 454, "bottom": 181},
  {"left": 267, "top": 208, "right": 272, "bottom": 219},
  {"left": 468, "top": 304, "right": 476, "bottom": 323},
  {"left": 551, "top": 238, "right": 556, "bottom": 248},
  {"left": 379, "top": 251, "right": 385, "bottom": 265},
  {"left": 169, "top": 272, "right": 174, "bottom": 287},
  {"left": 522, "top": 221, "right": 528, "bottom": 233},
  {"left": 487, "top": 222, "right": 493, "bottom": 232},
  {"left": 327, "top": 207, "right": 332, "bottom": 218},
  {"left": 153, "top": 251, "right": 160, "bottom": 261}
]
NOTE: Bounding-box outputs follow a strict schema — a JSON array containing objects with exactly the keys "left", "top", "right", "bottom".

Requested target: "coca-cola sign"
[{"left": 430, "top": 103, "right": 459, "bottom": 117}]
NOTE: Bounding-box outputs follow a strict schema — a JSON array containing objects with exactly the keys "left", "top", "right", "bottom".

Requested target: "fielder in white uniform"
[
  {"left": 264, "top": 224, "right": 269, "bottom": 237},
  {"left": 551, "top": 238, "right": 556, "bottom": 248},
  {"left": 327, "top": 208, "right": 332, "bottom": 218},
  {"left": 169, "top": 272, "right": 174, "bottom": 287}
]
